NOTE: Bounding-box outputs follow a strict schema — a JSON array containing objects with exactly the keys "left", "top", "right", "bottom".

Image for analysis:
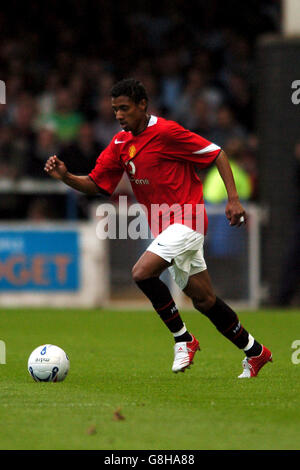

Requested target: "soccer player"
[{"left": 44, "top": 78, "right": 272, "bottom": 378}]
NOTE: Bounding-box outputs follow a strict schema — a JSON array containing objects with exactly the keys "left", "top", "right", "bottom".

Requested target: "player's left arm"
[
  {"left": 161, "top": 121, "right": 246, "bottom": 226},
  {"left": 215, "top": 150, "right": 247, "bottom": 226}
]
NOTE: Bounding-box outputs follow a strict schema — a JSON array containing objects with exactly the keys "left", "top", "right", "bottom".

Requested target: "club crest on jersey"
[{"left": 128, "top": 145, "right": 137, "bottom": 159}]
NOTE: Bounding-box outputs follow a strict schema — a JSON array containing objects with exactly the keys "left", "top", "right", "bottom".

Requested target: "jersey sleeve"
[
  {"left": 161, "top": 120, "right": 221, "bottom": 169},
  {"left": 89, "top": 139, "right": 124, "bottom": 196}
]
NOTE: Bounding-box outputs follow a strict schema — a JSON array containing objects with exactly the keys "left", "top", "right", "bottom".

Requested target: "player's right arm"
[
  {"left": 45, "top": 136, "right": 125, "bottom": 196},
  {"left": 44, "top": 155, "right": 100, "bottom": 195}
]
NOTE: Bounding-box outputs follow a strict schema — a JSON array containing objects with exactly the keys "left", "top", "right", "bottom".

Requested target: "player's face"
[{"left": 111, "top": 96, "right": 147, "bottom": 134}]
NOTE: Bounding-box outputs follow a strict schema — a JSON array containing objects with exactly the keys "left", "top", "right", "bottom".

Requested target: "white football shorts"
[{"left": 147, "top": 223, "right": 207, "bottom": 290}]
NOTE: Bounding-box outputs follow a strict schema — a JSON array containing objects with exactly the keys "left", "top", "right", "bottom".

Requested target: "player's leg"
[
  {"left": 183, "top": 270, "right": 272, "bottom": 377},
  {"left": 134, "top": 224, "right": 211, "bottom": 373},
  {"left": 132, "top": 250, "right": 192, "bottom": 343},
  {"left": 183, "top": 270, "right": 254, "bottom": 350}
]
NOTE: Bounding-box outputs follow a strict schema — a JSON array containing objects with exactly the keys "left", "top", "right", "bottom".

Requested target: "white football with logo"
[{"left": 28, "top": 344, "right": 70, "bottom": 382}]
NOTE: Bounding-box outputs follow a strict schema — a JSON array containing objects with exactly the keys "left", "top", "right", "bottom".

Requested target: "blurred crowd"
[{"left": 0, "top": 0, "right": 280, "bottom": 219}]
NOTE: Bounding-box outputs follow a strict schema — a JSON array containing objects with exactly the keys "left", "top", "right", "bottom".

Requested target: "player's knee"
[
  {"left": 192, "top": 293, "right": 216, "bottom": 313},
  {"left": 132, "top": 264, "right": 147, "bottom": 283}
]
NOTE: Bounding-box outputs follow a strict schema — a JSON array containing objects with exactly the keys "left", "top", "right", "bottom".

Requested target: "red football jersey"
[{"left": 89, "top": 116, "right": 221, "bottom": 237}]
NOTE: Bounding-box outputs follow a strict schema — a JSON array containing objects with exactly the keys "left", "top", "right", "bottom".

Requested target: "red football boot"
[
  {"left": 238, "top": 345, "right": 272, "bottom": 378},
  {"left": 172, "top": 334, "right": 200, "bottom": 373}
]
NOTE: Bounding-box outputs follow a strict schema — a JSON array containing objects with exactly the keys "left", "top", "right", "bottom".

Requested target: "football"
[{"left": 28, "top": 344, "right": 70, "bottom": 382}]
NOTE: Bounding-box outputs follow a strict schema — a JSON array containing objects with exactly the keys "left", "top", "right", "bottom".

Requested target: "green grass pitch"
[{"left": 1, "top": 307, "right": 300, "bottom": 450}]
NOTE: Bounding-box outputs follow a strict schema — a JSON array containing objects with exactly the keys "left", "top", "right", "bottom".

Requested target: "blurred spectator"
[
  {"left": 93, "top": 95, "right": 121, "bottom": 146},
  {"left": 131, "top": 68, "right": 162, "bottom": 116},
  {"left": 59, "top": 122, "right": 102, "bottom": 175},
  {"left": 0, "top": 124, "right": 17, "bottom": 178},
  {"left": 209, "top": 105, "right": 248, "bottom": 148},
  {"left": 158, "top": 50, "right": 183, "bottom": 114},
  {"left": 221, "top": 34, "right": 253, "bottom": 80},
  {"left": 3, "top": 74, "right": 25, "bottom": 123},
  {"left": 36, "top": 72, "right": 61, "bottom": 116},
  {"left": 27, "top": 126, "right": 59, "bottom": 178},
  {"left": 93, "top": 71, "right": 116, "bottom": 103},
  {"left": 226, "top": 73, "right": 253, "bottom": 130},
  {"left": 203, "top": 137, "right": 252, "bottom": 204},
  {"left": 0, "top": 94, "right": 37, "bottom": 179},
  {"left": 189, "top": 96, "right": 214, "bottom": 140},
  {"left": 174, "top": 69, "right": 207, "bottom": 126},
  {"left": 36, "top": 87, "right": 84, "bottom": 144}
]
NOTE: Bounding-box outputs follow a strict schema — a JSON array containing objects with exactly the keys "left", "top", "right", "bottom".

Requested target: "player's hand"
[
  {"left": 225, "top": 199, "right": 247, "bottom": 227},
  {"left": 44, "top": 155, "right": 67, "bottom": 180}
]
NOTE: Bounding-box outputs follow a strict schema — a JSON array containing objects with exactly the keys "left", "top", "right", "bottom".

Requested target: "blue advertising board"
[{"left": 0, "top": 230, "right": 79, "bottom": 291}]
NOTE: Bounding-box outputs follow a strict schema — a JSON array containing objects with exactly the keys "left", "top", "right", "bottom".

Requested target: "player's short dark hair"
[{"left": 110, "top": 78, "right": 148, "bottom": 105}]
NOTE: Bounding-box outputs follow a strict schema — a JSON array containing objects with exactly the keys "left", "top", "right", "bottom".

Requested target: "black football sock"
[
  {"left": 135, "top": 277, "right": 192, "bottom": 341},
  {"left": 244, "top": 338, "right": 263, "bottom": 358},
  {"left": 174, "top": 331, "right": 193, "bottom": 343},
  {"left": 173, "top": 325, "right": 193, "bottom": 343},
  {"left": 201, "top": 297, "right": 253, "bottom": 350}
]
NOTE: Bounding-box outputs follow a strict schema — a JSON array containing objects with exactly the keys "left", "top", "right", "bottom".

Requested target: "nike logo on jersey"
[{"left": 114, "top": 139, "right": 126, "bottom": 144}]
